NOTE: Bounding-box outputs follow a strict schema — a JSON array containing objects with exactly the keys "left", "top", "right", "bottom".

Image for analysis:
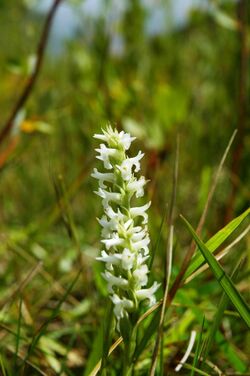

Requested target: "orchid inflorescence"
[{"left": 92, "top": 126, "right": 159, "bottom": 328}]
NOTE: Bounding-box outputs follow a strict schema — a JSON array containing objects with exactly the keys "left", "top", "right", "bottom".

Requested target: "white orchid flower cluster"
[{"left": 92, "top": 126, "right": 159, "bottom": 326}]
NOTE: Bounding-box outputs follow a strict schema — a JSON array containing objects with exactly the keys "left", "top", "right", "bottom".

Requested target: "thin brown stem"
[{"left": 0, "top": 0, "right": 63, "bottom": 145}]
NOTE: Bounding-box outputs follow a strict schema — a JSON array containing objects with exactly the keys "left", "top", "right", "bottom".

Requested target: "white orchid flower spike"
[{"left": 92, "top": 125, "right": 160, "bottom": 329}]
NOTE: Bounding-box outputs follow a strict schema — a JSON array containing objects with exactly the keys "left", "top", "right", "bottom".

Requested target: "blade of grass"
[
  {"left": 14, "top": 298, "right": 23, "bottom": 369},
  {"left": 149, "top": 205, "right": 168, "bottom": 270},
  {"left": 198, "top": 358, "right": 224, "bottom": 376},
  {"left": 201, "top": 259, "right": 242, "bottom": 366},
  {"left": 149, "top": 136, "right": 179, "bottom": 375},
  {"left": 0, "top": 355, "right": 7, "bottom": 376},
  {"left": 100, "top": 301, "right": 114, "bottom": 375},
  {"left": 190, "top": 317, "right": 205, "bottom": 376},
  {"left": 184, "top": 208, "right": 250, "bottom": 280},
  {"left": 58, "top": 330, "right": 77, "bottom": 376},
  {"left": 149, "top": 225, "right": 174, "bottom": 375},
  {"left": 181, "top": 215, "right": 250, "bottom": 328},
  {"left": 53, "top": 173, "right": 80, "bottom": 252},
  {"left": 185, "top": 223, "right": 250, "bottom": 283},
  {"left": 159, "top": 331, "right": 164, "bottom": 376},
  {"left": 88, "top": 336, "right": 123, "bottom": 376},
  {"left": 84, "top": 325, "right": 104, "bottom": 376},
  {"left": 183, "top": 363, "right": 210, "bottom": 376}
]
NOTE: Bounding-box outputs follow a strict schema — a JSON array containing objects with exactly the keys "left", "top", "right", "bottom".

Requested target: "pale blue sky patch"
[{"left": 28, "top": 0, "right": 211, "bottom": 55}]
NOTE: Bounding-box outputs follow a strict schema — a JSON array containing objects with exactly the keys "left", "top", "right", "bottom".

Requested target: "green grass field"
[{"left": 0, "top": 1, "right": 249, "bottom": 375}]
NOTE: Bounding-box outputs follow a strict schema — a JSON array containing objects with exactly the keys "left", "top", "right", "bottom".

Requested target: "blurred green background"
[{"left": 0, "top": 0, "right": 249, "bottom": 374}]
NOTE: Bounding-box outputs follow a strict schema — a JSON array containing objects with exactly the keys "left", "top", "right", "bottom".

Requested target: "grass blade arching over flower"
[{"left": 92, "top": 126, "right": 159, "bottom": 331}]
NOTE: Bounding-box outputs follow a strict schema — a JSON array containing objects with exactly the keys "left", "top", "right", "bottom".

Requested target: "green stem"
[{"left": 122, "top": 325, "right": 137, "bottom": 376}]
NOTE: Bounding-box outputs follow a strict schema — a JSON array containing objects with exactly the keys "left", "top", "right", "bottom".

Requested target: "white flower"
[
  {"left": 122, "top": 218, "right": 133, "bottom": 230},
  {"left": 95, "top": 144, "right": 119, "bottom": 169},
  {"left": 117, "top": 151, "right": 144, "bottom": 181},
  {"left": 105, "top": 206, "right": 125, "bottom": 222},
  {"left": 91, "top": 168, "right": 114, "bottom": 188},
  {"left": 120, "top": 248, "right": 135, "bottom": 270},
  {"left": 93, "top": 133, "right": 107, "bottom": 142},
  {"left": 118, "top": 132, "right": 136, "bottom": 150},
  {"left": 130, "top": 225, "right": 143, "bottom": 235},
  {"left": 127, "top": 176, "right": 147, "bottom": 198},
  {"left": 111, "top": 294, "right": 134, "bottom": 320},
  {"left": 96, "top": 249, "right": 135, "bottom": 271},
  {"left": 137, "top": 253, "right": 150, "bottom": 266},
  {"left": 93, "top": 126, "right": 159, "bottom": 327},
  {"left": 131, "top": 228, "right": 147, "bottom": 242},
  {"left": 94, "top": 125, "right": 136, "bottom": 150},
  {"left": 96, "top": 250, "right": 120, "bottom": 266},
  {"left": 130, "top": 202, "right": 151, "bottom": 224},
  {"left": 102, "top": 271, "right": 129, "bottom": 293},
  {"left": 97, "top": 215, "right": 117, "bottom": 238},
  {"left": 101, "top": 234, "right": 124, "bottom": 250},
  {"left": 131, "top": 236, "right": 150, "bottom": 255},
  {"left": 94, "top": 188, "right": 121, "bottom": 208},
  {"left": 136, "top": 282, "right": 160, "bottom": 306},
  {"left": 133, "top": 264, "right": 149, "bottom": 286},
  {"left": 129, "top": 151, "right": 144, "bottom": 172}
]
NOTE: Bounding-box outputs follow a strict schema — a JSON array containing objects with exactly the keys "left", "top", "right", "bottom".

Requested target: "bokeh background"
[{"left": 0, "top": 0, "right": 249, "bottom": 374}]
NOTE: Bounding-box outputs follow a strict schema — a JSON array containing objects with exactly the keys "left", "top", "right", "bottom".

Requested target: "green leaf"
[
  {"left": 184, "top": 208, "right": 250, "bottom": 280},
  {"left": 181, "top": 215, "right": 250, "bottom": 328}
]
